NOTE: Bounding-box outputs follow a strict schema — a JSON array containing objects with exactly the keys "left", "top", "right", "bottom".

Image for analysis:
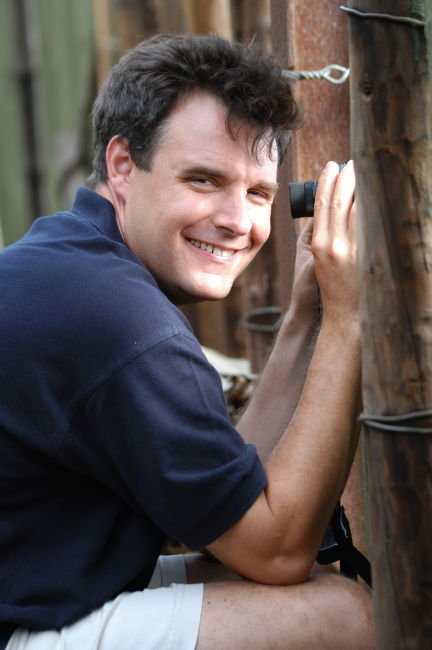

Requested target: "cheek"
[
  {"left": 160, "top": 197, "right": 209, "bottom": 238},
  {"left": 253, "top": 215, "right": 272, "bottom": 249},
  {"left": 183, "top": 195, "right": 214, "bottom": 223}
]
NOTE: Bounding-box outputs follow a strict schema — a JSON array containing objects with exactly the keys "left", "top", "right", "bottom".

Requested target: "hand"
[
  {"left": 311, "top": 160, "right": 358, "bottom": 327},
  {"left": 289, "top": 218, "right": 319, "bottom": 319}
]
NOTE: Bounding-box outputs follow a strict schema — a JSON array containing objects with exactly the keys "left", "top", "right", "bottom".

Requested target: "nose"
[{"left": 212, "top": 191, "right": 252, "bottom": 236}]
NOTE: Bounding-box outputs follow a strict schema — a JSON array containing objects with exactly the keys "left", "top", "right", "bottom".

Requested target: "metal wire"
[
  {"left": 284, "top": 7, "right": 426, "bottom": 86},
  {"left": 340, "top": 6, "right": 426, "bottom": 27},
  {"left": 282, "top": 64, "right": 350, "bottom": 85},
  {"left": 358, "top": 409, "right": 432, "bottom": 435},
  {"left": 239, "top": 306, "right": 282, "bottom": 333}
]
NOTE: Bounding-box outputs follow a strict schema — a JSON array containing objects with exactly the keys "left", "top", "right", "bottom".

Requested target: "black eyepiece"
[
  {"left": 289, "top": 163, "right": 347, "bottom": 218},
  {"left": 288, "top": 181, "right": 318, "bottom": 218}
]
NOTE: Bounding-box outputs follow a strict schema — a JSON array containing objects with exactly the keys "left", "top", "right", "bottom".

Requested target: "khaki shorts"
[{"left": 6, "top": 555, "right": 203, "bottom": 650}]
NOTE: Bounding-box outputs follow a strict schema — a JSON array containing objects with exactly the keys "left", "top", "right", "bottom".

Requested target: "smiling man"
[
  {"left": 0, "top": 34, "right": 373, "bottom": 650},
  {"left": 101, "top": 91, "right": 278, "bottom": 304}
]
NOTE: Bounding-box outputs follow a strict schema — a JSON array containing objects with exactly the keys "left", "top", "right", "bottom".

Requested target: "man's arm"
[
  {"left": 206, "top": 161, "right": 361, "bottom": 585},
  {"left": 237, "top": 215, "right": 320, "bottom": 461}
]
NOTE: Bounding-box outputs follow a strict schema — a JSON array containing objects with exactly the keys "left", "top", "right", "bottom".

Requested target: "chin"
[
  {"left": 182, "top": 288, "right": 231, "bottom": 305},
  {"left": 171, "top": 280, "right": 233, "bottom": 306},
  {"left": 196, "top": 280, "right": 233, "bottom": 302}
]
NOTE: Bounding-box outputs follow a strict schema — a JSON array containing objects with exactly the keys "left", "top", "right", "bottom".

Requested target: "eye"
[
  {"left": 186, "top": 177, "right": 218, "bottom": 191},
  {"left": 192, "top": 178, "right": 212, "bottom": 185},
  {"left": 248, "top": 188, "right": 274, "bottom": 205}
]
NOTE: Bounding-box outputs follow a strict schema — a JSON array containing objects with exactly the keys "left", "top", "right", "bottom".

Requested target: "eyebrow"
[{"left": 182, "top": 165, "right": 280, "bottom": 196}]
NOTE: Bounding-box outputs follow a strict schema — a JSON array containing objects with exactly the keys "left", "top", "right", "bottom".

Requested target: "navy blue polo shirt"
[{"left": 0, "top": 188, "right": 267, "bottom": 644}]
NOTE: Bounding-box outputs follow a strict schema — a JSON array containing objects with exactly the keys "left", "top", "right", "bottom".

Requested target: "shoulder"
[
  {"left": 7, "top": 202, "right": 190, "bottom": 337},
  {"left": 0, "top": 201, "right": 196, "bottom": 389}
]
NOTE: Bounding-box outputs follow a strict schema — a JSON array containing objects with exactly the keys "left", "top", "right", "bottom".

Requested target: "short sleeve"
[{"left": 60, "top": 332, "right": 267, "bottom": 550}]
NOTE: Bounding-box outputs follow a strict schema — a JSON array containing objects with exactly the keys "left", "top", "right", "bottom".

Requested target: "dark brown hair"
[{"left": 89, "top": 33, "right": 301, "bottom": 187}]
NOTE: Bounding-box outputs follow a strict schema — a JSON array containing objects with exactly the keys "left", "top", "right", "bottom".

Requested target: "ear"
[{"left": 105, "top": 136, "right": 134, "bottom": 200}]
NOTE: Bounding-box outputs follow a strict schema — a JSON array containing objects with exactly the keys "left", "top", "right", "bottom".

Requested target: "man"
[{"left": 0, "top": 34, "right": 373, "bottom": 649}]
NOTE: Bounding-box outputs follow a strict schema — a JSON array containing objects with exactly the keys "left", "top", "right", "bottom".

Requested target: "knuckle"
[
  {"left": 331, "top": 196, "right": 345, "bottom": 213},
  {"left": 320, "top": 161, "right": 339, "bottom": 178},
  {"left": 313, "top": 196, "right": 329, "bottom": 211},
  {"left": 311, "top": 235, "right": 327, "bottom": 256},
  {"left": 328, "top": 243, "right": 345, "bottom": 261}
]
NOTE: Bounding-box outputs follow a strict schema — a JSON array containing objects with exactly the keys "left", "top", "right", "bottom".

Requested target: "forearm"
[
  {"left": 237, "top": 298, "right": 319, "bottom": 461},
  {"left": 209, "top": 319, "right": 361, "bottom": 584},
  {"left": 264, "top": 318, "right": 362, "bottom": 553}
]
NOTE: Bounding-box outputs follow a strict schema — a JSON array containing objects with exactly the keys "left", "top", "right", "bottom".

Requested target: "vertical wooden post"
[
  {"left": 269, "top": 1, "right": 368, "bottom": 554},
  {"left": 187, "top": 0, "right": 233, "bottom": 39},
  {"left": 155, "top": 0, "right": 190, "bottom": 34},
  {"left": 348, "top": 1, "right": 432, "bottom": 646},
  {"left": 9, "top": 0, "right": 43, "bottom": 221},
  {"left": 92, "top": 0, "right": 115, "bottom": 87},
  {"left": 233, "top": 0, "right": 272, "bottom": 51},
  {"left": 270, "top": 0, "right": 351, "bottom": 310},
  {"left": 0, "top": 0, "right": 34, "bottom": 244}
]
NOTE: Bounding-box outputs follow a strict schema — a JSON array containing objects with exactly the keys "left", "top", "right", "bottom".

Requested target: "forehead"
[{"left": 158, "top": 91, "right": 278, "bottom": 177}]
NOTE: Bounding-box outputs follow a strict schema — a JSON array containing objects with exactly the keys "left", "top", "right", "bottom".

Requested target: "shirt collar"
[{"left": 71, "top": 187, "right": 124, "bottom": 244}]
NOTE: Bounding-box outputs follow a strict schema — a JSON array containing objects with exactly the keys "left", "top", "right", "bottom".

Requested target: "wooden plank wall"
[
  {"left": 349, "top": 1, "right": 432, "bottom": 642},
  {"left": 0, "top": 0, "right": 35, "bottom": 246},
  {"left": 0, "top": 0, "right": 94, "bottom": 245}
]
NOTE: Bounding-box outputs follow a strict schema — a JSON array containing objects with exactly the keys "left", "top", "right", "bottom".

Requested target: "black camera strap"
[{"left": 317, "top": 504, "right": 372, "bottom": 587}]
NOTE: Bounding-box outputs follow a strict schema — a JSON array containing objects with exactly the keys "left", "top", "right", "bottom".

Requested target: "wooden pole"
[
  {"left": 348, "top": 1, "right": 432, "bottom": 646},
  {"left": 234, "top": 0, "right": 272, "bottom": 50},
  {"left": 92, "top": 0, "right": 114, "bottom": 87},
  {"left": 155, "top": 0, "right": 190, "bottom": 34},
  {"left": 269, "top": 1, "right": 368, "bottom": 556},
  {"left": 187, "top": 0, "right": 233, "bottom": 39}
]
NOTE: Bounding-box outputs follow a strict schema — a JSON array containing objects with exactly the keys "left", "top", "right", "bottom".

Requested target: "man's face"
[{"left": 117, "top": 91, "right": 279, "bottom": 304}]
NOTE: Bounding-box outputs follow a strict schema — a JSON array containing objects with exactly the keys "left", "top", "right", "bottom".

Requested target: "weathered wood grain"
[{"left": 349, "top": 0, "right": 432, "bottom": 646}]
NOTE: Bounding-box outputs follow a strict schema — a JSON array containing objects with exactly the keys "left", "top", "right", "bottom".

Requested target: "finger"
[
  {"left": 312, "top": 161, "right": 340, "bottom": 242},
  {"left": 330, "top": 160, "right": 355, "bottom": 237},
  {"left": 347, "top": 199, "right": 357, "bottom": 256}
]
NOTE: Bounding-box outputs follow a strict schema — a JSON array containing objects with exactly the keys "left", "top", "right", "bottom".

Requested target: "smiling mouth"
[{"left": 187, "top": 238, "right": 235, "bottom": 258}]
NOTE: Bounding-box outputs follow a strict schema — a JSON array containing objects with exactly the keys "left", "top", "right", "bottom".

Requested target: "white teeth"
[{"left": 188, "top": 239, "right": 234, "bottom": 257}]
